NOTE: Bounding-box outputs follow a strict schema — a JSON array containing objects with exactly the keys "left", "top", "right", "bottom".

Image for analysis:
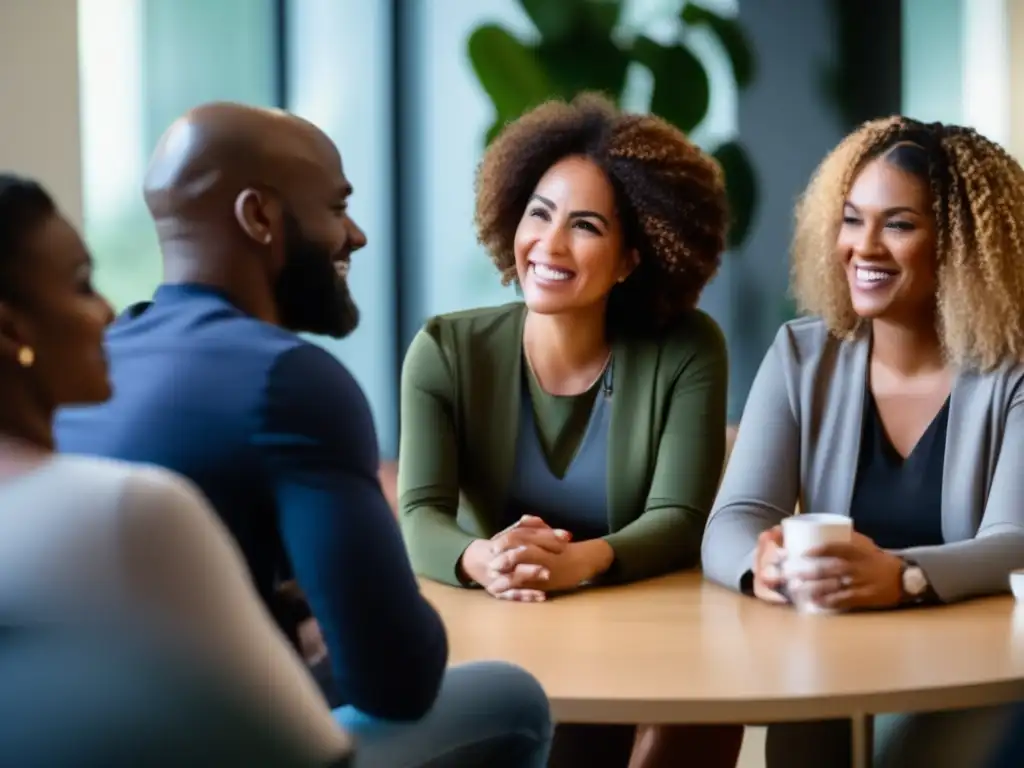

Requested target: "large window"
[
  {"left": 399, "top": 0, "right": 527, "bottom": 331},
  {"left": 78, "top": 0, "right": 744, "bottom": 454},
  {"left": 79, "top": 0, "right": 279, "bottom": 312},
  {"left": 284, "top": 0, "right": 398, "bottom": 457}
]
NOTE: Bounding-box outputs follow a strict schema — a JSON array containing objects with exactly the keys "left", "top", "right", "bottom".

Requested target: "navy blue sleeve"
[{"left": 256, "top": 344, "right": 448, "bottom": 720}]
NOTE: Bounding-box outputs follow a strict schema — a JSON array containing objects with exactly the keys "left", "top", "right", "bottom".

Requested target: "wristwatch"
[{"left": 899, "top": 558, "right": 930, "bottom": 604}]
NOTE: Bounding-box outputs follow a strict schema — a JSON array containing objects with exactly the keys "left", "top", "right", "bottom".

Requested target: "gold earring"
[
  {"left": 617, "top": 276, "right": 627, "bottom": 283},
  {"left": 17, "top": 346, "right": 35, "bottom": 368}
]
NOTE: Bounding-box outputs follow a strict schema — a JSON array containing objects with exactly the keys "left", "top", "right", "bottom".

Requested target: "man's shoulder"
[
  {"left": 260, "top": 342, "right": 374, "bottom": 439},
  {"left": 266, "top": 341, "right": 361, "bottom": 396},
  {"left": 57, "top": 324, "right": 314, "bottom": 457},
  {"left": 108, "top": 301, "right": 303, "bottom": 357},
  {"left": 102, "top": 308, "right": 310, "bottom": 404},
  {"left": 256, "top": 342, "right": 379, "bottom": 473}
]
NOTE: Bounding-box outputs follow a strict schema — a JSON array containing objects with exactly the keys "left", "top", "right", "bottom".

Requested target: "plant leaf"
[
  {"left": 713, "top": 140, "right": 757, "bottom": 249},
  {"left": 681, "top": 2, "right": 756, "bottom": 89},
  {"left": 519, "top": 0, "right": 577, "bottom": 40},
  {"left": 536, "top": 36, "right": 630, "bottom": 101},
  {"left": 583, "top": 0, "right": 625, "bottom": 38},
  {"left": 633, "top": 36, "right": 710, "bottom": 134},
  {"left": 519, "top": 0, "right": 624, "bottom": 40},
  {"left": 467, "top": 24, "right": 553, "bottom": 140},
  {"left": 630, "top": 34, "right": 663, "bottom": 72},
  {"left": 485, "top": 120, "right": 505, "bottom": 145}
]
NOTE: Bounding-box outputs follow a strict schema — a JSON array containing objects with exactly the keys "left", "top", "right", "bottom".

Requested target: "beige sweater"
[{"left": 0, "top": 454, "right": 350, "bottom": 763}]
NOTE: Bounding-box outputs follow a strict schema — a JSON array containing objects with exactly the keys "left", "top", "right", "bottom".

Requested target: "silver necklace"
[{"left": 523, "top": 345, "right": 612, "bottom": 395}]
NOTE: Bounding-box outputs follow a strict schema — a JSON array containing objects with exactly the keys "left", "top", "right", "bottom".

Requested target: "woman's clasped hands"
[
  {"left": 753, "top": 525, "right": 905, "bottom": 611},
  {"left": 460, "top": 515, "right": 611, "bottom": 602}
]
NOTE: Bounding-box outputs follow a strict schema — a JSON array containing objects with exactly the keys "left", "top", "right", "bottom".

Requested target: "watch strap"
[{"left": 899, "top": 557, "right": 935, "bottom": 605}]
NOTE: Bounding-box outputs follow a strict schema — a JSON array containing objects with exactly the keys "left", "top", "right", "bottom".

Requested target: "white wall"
[
  {"left": 903, "top": 0, "right": 1013, "bottom": 147},
  {"left": 0, "top": 0, "right": 83, "bottom": 227},
  {"left": 1011, "top": 0, "right": 1024, "bottom": 159},
  {"left": 961, "top": 0, "right": 1011, "bottom": 146}
]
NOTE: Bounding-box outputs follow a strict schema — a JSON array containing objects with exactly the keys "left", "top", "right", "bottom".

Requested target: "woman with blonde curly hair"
[
  {"left": 398, "top": 93, "right": 742, "bottom": 767},
  {"left": 702, "top": 117, "right": 1024, "bottom": 766}
]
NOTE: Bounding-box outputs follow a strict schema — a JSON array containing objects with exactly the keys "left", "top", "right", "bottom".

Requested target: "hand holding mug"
[
  {"left": 786, "top": 531, "right": 903, "bottom": 610},
  {"left": 752, "top": 526, "right": 788, "bottom": 604},
  {"left": 779, "top": 513, "right": 855, "bottom": 613}
]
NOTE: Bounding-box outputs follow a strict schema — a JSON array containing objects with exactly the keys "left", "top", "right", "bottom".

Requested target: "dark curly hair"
[
  {"left": 793, "top": 116, "right": 1024, "bottom": 370},
  {"left": 0, "top": 174, "right": 56, "bottom": 304},
  {"left": 474, "top": 93, "right": 728, "bottom": 336}
]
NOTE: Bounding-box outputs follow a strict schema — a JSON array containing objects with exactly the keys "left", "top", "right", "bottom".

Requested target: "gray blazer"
[{"left": 702, "top": 316, "right": 1024, "bottom": 603}]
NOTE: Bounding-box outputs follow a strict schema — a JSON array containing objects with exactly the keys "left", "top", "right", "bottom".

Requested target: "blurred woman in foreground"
[{"left": 0, "top": 174, "right": 351, "bottom": 766}]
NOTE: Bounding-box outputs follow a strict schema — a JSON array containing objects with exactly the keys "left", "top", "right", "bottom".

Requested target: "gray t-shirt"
[{"left": 0, "top": 454, "right": 350, "bottom": 763}]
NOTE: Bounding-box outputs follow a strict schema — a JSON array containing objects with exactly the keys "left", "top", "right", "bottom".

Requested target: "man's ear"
[
  {"left": 233, "top": 187, "right": 279, "bottom": 247},
  {"left": 0, "top": 302, "right": 32, "bottom": 366}
]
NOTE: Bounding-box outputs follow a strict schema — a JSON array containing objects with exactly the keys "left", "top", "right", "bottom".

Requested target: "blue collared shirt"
[{"left": 56, "top": 283, "right": 447, "bottom": 719}]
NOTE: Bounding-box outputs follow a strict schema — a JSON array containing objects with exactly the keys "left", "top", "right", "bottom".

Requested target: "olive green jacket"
[{"left": 398, "top": 302, "right": 728, "bottom": 586}]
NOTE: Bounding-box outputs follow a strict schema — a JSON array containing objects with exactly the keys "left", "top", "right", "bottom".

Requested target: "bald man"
[{"left": 55, "top": 103, "right": 552, "bottom": 768}]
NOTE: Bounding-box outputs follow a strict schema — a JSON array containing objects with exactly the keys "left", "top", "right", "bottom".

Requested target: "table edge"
[{"left": 550, "top": 679, "right": 1024, "bottom": 724}]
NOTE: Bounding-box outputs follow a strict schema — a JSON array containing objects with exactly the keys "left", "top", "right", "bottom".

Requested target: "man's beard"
[{"left": 274, "top": 212, "right": 359, "bottom": 338}]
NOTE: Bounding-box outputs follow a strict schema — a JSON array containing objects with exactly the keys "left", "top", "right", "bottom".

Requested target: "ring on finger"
[{"left": 839, "top": 575, "right": 853, "bottom": 588}]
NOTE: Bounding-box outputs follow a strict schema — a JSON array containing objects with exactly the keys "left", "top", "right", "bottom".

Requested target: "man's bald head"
[
  {"left": 143, "top": 102, "right": 340, "bottom": 226},
  {"left": 142, "top": 102, "right": 367, "bottom": 339}
]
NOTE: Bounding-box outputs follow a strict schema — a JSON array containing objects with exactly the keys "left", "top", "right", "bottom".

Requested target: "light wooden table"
[{"left": 421, "top": 572, "right": 1024, "bottom": 768}]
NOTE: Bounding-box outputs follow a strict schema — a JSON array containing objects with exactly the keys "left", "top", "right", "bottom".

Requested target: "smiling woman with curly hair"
[
  {"left": 476, "top": 94, "right": 728, "bottom": 334},
  {"left": 792, "top": 117, "right": 1024, "bottom": 367},
  {"left": 397, "top": 93, "right": 741, "bottom": 768},
  {"left": 703, "top": 117, "right": 1024, "bottom": 767}
]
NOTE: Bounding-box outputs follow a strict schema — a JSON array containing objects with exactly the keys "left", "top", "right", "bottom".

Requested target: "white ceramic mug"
[
  {"left": 1010, "top": 569, "right": 1024, "bottom": 602},
  {"left": 781, "top": 513, "right": 853, "bottom": 614}
]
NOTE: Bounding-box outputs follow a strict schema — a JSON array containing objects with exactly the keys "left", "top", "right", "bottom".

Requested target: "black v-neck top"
[{"left": 848, "top": 393, "right": 949, "bottom": 550}]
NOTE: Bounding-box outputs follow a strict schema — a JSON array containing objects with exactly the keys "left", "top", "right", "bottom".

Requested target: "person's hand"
[
  {"left": 485, "top": 515, "right": 576, "bottom": 600},
  {"left": 752, "top": 526, "right": 788, "bottom": 604},
  {"left": 296, "top": 618, "right": 328, "bottom": 666},
  {"left": 787, "top": 531, "right": 903, "bottom": 610},
  {"left": 486, "top": 536, "right": 609, "bottom": 597},
  {"left": 458, "top": 515, "right": 570, "bottom": 601}
]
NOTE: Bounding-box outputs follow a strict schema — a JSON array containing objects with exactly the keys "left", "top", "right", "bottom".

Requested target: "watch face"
[{"left": 903, "top": 566, "right": 928, "bottom": 596}]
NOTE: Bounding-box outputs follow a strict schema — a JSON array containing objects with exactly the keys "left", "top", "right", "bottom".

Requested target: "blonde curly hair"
[
  {"left": 474, "top": 93, "right": 727, "bottom": 335},
  {"left": 792, "top": 116, "right": 1024, "bottom": 370}
]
